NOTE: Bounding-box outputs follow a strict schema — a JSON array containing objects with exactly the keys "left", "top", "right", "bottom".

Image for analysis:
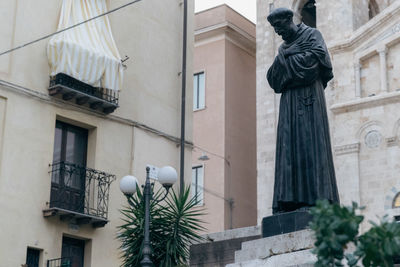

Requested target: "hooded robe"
[{"left": 267, "top": 23, "right": 339, "bottom": 214}]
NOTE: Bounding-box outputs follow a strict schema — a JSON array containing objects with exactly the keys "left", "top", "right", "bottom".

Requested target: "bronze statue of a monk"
[{"left": 266, "top": 8, "right": 339, "bottom": 214}]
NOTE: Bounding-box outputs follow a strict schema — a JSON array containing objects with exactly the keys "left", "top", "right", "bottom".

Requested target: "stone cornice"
[
  {"left": 195, "top": 21, "right": 256, "bottom": 55},
  {"left": 335, "top": 143, "right": 360, "bottom": 156},
  {"left": 328, "top": 1, "right": 400, "bottom": 54},
  {"left": 330, "top": 91, "right": 400, "bottom": 114},
  {"left": 387, "top": 136, "right": 399, "bottom": 147},
  {"left": 195, "top": 4, "right": 256, "bottom": 27}
]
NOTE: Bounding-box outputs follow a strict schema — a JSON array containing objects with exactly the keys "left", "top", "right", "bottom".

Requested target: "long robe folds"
[{"left": 267, "top": 23, "right": 339, "bottom": 214}]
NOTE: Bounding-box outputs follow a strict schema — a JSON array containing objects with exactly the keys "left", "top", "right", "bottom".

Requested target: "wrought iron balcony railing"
[
  {"left": 47, "top": 257, "right": 71, "bottom": 267},
  {"left": 49, "top": 73, "right": 119, "bottom": 114},
  {"left": 43, "top": 162, "right": 116, "bottom": 228}
]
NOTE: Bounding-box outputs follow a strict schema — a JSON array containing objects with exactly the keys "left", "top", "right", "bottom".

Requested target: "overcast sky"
[{"left": 195, "top": 0, "right": 257, "bottom": 23}]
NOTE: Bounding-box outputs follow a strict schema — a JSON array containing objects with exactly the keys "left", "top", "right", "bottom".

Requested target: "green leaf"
[{"left": 345, "top": 253, "right": 359, "bottom": 267}]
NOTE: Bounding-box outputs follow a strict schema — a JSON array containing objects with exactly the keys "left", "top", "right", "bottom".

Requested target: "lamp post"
[{"left": 120, "top": 166, "right": 178, "bottom": 267}]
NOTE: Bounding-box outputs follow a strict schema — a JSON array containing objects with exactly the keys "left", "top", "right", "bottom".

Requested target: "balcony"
[
  {"left": 43, "top": 162, "right": 116, "bottom": 228},
  {"left": 48, "top": 73, "right": 119, "bottom": 114},
  {"left": 47, "top": 258, "right": 71, "bottom": 267}
]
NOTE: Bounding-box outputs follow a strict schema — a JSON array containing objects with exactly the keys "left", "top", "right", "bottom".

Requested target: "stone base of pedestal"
[
  {"left": 262, "top": 210, "right": 313, "bottom": 238},
  {"left": 226, "top": 229, "right": 316, "bottom": 267},
  {"left": 189, "top": 226, "right": 261, "bottom": 267}
]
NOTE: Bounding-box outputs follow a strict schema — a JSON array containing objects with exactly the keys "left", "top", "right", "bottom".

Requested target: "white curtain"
[{"left": 47, "top": 0, "right": 123, "bottom": 91}]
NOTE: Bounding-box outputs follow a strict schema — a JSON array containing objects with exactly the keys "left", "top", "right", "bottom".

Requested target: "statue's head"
[{"left": 267, "top": 8, "right": 297, "bottom": 41}]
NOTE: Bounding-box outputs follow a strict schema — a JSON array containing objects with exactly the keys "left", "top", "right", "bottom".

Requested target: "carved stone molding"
[
  {"left": 334, "top": 143, "right": 360, "bottom": 156},
  {"left": 330, "top": 91, "right": 400, "bottom": 114},
  {"left": 386, "top": 136, "right": 398, "bottom": 147},
  {"left": 328, "top": 1, "right": 400, "bottom": 53},
  {"left": 365, "top": 130, "right": 383, "bottom": 148}
]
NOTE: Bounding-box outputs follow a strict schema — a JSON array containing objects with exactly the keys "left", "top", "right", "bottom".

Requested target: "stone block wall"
[{"left": 256, "top": 0, "right": 279, "bottom": 222}]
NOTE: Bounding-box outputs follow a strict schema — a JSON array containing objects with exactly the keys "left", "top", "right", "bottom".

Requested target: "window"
[
  {"left": 369, "top": 0, "right": 380, "bottom": 19},
  {"left": 44, "top": 120, "right": 115, "bottom": 226},
  {"left": 26, "top": 248, "right": 40, "bottom": 267},
  {"left": 301, "top": 0, "right": 316, "bottom": 28},
  {"left": 393, "top": 192, "right": 400, "bottom": 208},
  {"left": 50, "top": 121, "right": 88, "bottom": 213},
  {"left": 193, "top": 72, "right": 205, "bottom": 110},
  {"left": 191, "top": 165, "right": 204, "bottom": 205},
  {"left": 52, "top": 121, "right": 88, "bottom": 167},
  {"left": 61, "top": 237, "right": 85, "bottom": 267}
]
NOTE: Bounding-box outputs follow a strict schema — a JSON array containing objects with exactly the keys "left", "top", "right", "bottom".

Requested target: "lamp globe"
[
  {"left": 120, "top": 175, "right": 138, "bottom": 195},
  {"left": 158, "top": 166, "right": 178, "bottom": 187}
]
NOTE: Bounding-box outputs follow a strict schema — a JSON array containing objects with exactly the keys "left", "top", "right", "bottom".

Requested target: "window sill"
[{"left": 193, "top": 107, "right": 206, "bottom": 112}]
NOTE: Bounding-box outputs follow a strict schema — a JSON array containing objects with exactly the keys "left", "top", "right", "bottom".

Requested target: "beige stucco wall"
[
  {"left": 0, "top": 0, "right": 194, "bottom": 266},
  {"left": 193, "top": 5, "right": 256, "bottom": 233},
  {"left": 257, "top": 0, "right": 400, "bottom": 230}
]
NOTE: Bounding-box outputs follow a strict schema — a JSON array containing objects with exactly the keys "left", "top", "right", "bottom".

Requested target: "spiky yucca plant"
[{"left": 118, "top": 186, "right": 205, "bottom": 267}]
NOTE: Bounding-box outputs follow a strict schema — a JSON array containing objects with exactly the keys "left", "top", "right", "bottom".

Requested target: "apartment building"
[
  {"left": 192, "top": 5, "right": 257, "bottom": 233},
  {"left": 0, "top": 0, "right": 193, "bottom": 266}
]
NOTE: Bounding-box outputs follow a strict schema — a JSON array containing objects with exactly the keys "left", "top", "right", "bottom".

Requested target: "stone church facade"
[{"left": 257, "top": 0, "right": 400, "bottom": 228}]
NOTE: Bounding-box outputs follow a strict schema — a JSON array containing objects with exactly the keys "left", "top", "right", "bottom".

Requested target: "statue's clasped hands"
[{"left": 283, "top": 43, "right": 311, "bottom": 58}]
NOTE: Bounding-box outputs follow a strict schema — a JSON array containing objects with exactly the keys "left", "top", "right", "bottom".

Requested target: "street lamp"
[
  {"left": 198, "top": 153, "right": 210, "bottom": 161},
  {"left": 197, "top": 151, "right": 234, "bottom": 229},
  {"left": 120, "top": 166, "right": 178, "bottom": 267}
]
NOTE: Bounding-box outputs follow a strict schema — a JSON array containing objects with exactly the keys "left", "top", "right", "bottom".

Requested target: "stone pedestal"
[
  {"left": 226, "top": 230, "right": 316, "bottom": 267},
  {"left": 262, "top": 210, "right": 313, "bottom": 238},
  {"left": 189, "top": 226, "right": 261, "bottom": 267}
]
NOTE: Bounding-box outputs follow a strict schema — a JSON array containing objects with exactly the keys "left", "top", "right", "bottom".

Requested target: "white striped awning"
[{"left": 47, "top": 0, "right": 123, "bottom": 91}]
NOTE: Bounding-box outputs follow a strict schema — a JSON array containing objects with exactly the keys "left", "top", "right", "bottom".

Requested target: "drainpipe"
[{"left": 179, "top": 0, "right": 188, "bottom": 196}]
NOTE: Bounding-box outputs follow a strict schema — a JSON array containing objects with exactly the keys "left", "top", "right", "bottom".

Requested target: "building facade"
[
  {"left": 257, "top": 0, "right": 400, "bottom": 228},
  {"left": 192, "top": 5, "right": 257, "bottom": 234},
  {"left": 0, "top": 0, "right": 193, "bottom": 266}
]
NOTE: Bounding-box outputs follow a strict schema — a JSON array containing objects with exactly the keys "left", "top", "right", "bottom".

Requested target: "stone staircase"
[{"left": 226, "top": 230, "right": 316, "bottom": 267}]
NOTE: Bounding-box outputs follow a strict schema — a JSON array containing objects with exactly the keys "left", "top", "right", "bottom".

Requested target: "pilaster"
[{"left": 377, "top": 45, "right": 388, "bottom": 93}]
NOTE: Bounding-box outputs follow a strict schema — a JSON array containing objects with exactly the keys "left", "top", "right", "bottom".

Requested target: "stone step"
[
  {"left": 227, "top": 250, "right": 315, "bottom": 267},
  {"left": 189, "top": 226, "right": 261, "bottom": 266},
  {"left": 231, "top": 229, "right": 315, "bottom": 265}
]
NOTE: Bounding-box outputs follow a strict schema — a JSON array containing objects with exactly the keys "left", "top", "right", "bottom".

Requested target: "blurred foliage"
[
  {"left": 310, "top": 200, "right": 400, "bottom": 267},
  {"left": 118, "top": 186, "right": 205, "bottom": 267}
]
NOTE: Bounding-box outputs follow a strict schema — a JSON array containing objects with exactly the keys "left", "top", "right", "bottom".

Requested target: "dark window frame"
[
  {"left": 193, "top": 72, "right": 205, "bottom": 110},
  {"left": 368, "top": 0, "right": 380, "bottom": 19},
  {"left": 26, "top": 247, "right": 40, "bottom": 267},
  {"left": 301, "top": 0, "right": 316, "bottom": 28},
  {"left": 50, "top": 120, "right": 89, "bottom": 212},
  {"left": 61, "top": 236, "right": 85, "bottom": 267},
  {"left": 54, "top": 120, "right": 88, "bottom": 167},
  {"left": 192, "top": 165, "right": 204, "bottom": 205}
]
